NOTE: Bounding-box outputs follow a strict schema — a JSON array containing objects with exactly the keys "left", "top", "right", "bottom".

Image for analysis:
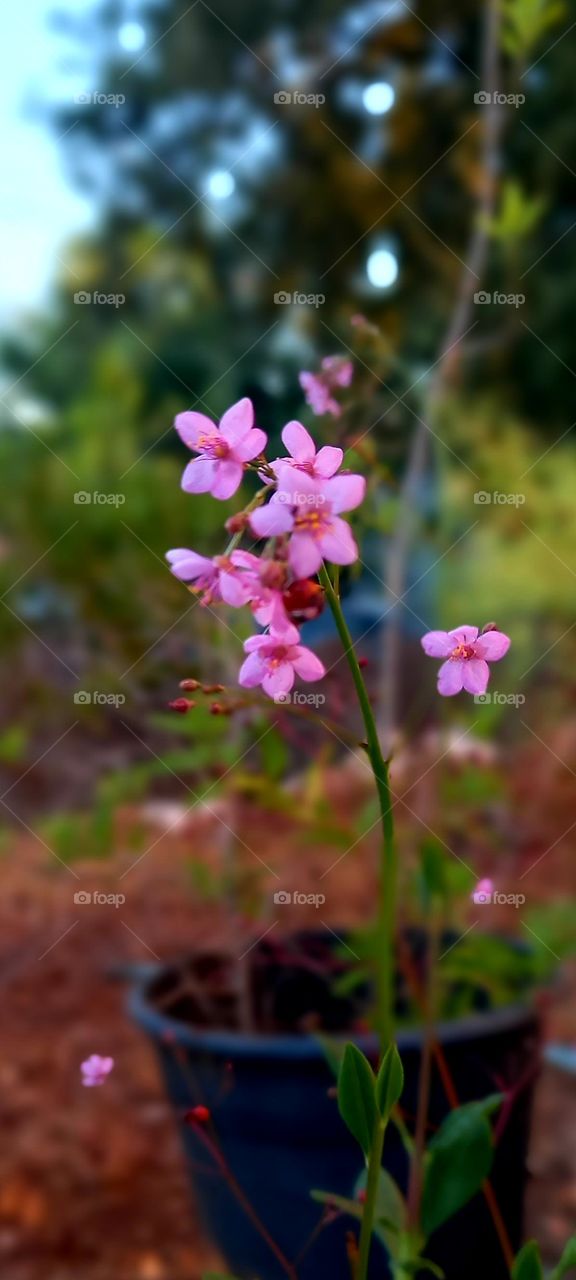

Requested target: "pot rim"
[{"left": 129, "top": 964, "right": 539, "bottom": 1061}]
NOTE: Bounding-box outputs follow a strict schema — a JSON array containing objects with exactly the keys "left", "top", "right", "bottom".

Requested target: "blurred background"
[{"left": 1, "top": 0, "right": 576, "bottom": 1277}]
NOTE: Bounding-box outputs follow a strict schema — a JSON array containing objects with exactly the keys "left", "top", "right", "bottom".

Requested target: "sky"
[{"left": 0, "top": 0, "right": 94, "bottom": 322}]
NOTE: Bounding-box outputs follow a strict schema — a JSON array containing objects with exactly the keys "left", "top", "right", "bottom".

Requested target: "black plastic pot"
[{"left": 130, "top": 965, "right": 539, "bottom": 1280}]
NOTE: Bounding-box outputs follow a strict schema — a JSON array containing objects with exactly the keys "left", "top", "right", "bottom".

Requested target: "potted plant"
[{"left": 127, "top": 377, "right": 563, "bottom": 1280}]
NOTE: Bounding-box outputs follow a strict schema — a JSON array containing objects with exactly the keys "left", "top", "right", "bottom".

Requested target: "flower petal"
[
  {"left": 288, "top": 532, "right": 323, "bottom": 577},
  {"left": 448, "top": 625, "right": 479, "bottom": 645},
  {"left": 181, "top": 456, "right": 217, "bottom": 493},
  {"left": 233, "top": 428, "right": 267, "bottom": 462},
  {"left": 474, "top": 631, "right": 511, "bottom": 661},
  {"left": 211, "top": 461, "right": 244, "bottom": 500},
  {"left": 174, "top": 411, "right": 216, "bottom": 451},
  {"left": 262, "top": 663, "right": 294, "bottom": 699},
  {"left": 250, "top": 501, "right": 294, "bottom": 538},
  {"left": 319, "top": 517, "right": 358, "bottom": 565},
  {"left": 437, "top": 660, "right": 465, "bottom": 696},
  {"left": 291, "top": 646, "right": 326, "bottom": 682},
  {"left": 238, "top": 652, "right": 266, "bottom": 687},
  {"left": 281, "top": 420, "right": 315, "bottom": 462},
  {"left": 461, "top": 658, "right": 490, "bottom": 695},
  {"left": 324, "top": 473, "right": 366, "bottom": 513},
  {"left": 315, "top": 445, "right": 343, "bottom": 477},
  {"left": 219, "top": 397, "right": 254, "bottom": 443},
  {"left": 166, "top": 549, "right": 213, "bottom": 581},
  {"left": 421, "top": 630, "right": 454, "bottom": 658},
  {"left": 219, "top": 571, "right": 249, "bottom": 607}
]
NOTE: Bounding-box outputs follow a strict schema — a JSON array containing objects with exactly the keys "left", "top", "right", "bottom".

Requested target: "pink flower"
[
  {"left": 249, "top": 471, "right": 365, "bottom": 577},
  {"left": 271, "top": 420, "right": 344, "bottom": 485},
  {"left": 472, "top": 878, "right": 494, "bottom": 904},
  {"left": 175, "top": 398, "right": 267, "bottom": 500},
  {"left": 299, "top": 356, "right": 353, "bottom": 417},
  {"left": 239, "top": 623, "right": 326, "bottom": 700},
  {"left": 421, "top": 625, "right": 511, "bottom": 697},
  {"left": 229, "top": 550, "right": 291, "bottom": 630},
  {"left": 81, "top": 1054, "right": 114, "bottom": 1087},
  {"left": 166, "top": 549, "right": 251, "bottom": 607}
]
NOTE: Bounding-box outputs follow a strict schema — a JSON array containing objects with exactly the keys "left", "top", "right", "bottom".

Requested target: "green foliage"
[
  {"left": 512, "top": 1241, "right": 544, "bottom": 1280},
  {"left": 312, "top": 1167, "right": 407, "bottom": 1258},
  {"left": 482, "top": 182, "right": 546, "bottom": 243},
  {"left": 501, "top": 0, "right": 566, "bottom": 57},
  {"left": 375, "top": 1045, "right": 404, "bottom": 1124},
  {"left": 551, "top": 1236, "right": 576, "bottom": 1280},
  {"left": 420, "top": 1097, "right": 501, "bottom": 1238},
  {"left": 0, "top": 725, "right": 28, "bottom": 765},
  {"left": 337, "top": 1043, "right": 378, "bottom": 1156}
]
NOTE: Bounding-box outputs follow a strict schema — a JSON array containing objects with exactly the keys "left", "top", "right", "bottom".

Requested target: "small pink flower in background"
[
  {"left": 299, "top": 356, "right": 353, "bottom": 417},
  {"left": 229, "top": 550, "right": 291, "bottom": 630},
  {"left": 81, "top": 1055, "right": 114, "bottom": 1087},
  {"left": 239, "top": 624, "right": 325, "bottom": 701},
  {"left": 421, "top": 625, "right": 511, "bottom": 696},
  {"left": 472, "top": 878, "right": 494, "bottom": 905},
  {"left": 249, "top": 471, "right": 365, "bottom": 577},
  {"left": 166, "top": 549, "right": 250, "bottom": 607},
  {"left": 175, "top": 397, "right": 267, "bottom": 500},
  {"left": 271, "top": 421, "right": 344, "bottom": 484}
]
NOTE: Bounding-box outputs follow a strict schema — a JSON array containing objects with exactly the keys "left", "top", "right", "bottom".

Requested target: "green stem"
[
  {"left": 319, "top": 563, "right": 397, "bottom": 1052},
  {"left": 356, "top": 1120, "right": 386, "bottom": 1280}
]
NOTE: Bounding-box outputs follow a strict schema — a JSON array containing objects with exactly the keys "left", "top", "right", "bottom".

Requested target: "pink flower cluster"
[
  {"left": 299, "top": 356, "right": 353, "bottom": 417},
  {"left": 167, "top": 390, "right": 365, "bottom": 700}
]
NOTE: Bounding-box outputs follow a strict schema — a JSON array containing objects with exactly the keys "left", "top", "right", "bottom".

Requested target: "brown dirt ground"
[{"left": 1, "top": 742, "right": 576, "bottom": 1280}]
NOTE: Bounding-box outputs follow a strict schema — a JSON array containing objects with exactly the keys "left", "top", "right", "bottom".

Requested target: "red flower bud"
[
  {"left": 168, "top": 698, "right": 195, "bottom": 713},
  {"left": 283, "top": 579, "right": 325, "bottom": 622},
  {"left": 184, "top": 1105, "right": 210, "bottom": 1125},
  {"left": 179, "top": 678, "right": 200, "bottom": 691}
]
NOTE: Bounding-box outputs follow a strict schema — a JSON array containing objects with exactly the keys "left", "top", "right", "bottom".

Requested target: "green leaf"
[
  {"left": 376, "top": 1044, "right": 404, "bottom": 1123},
  {"left": 354, "top": 1167, "right": 407, "bottom": 1258},
  {"left": 421, "top": 1100, "right": 499, "bottom": 1238},
  {"left": 337, "top": 1043, "right": 377, "bottom": 1157},
  {"left": 551, "top": 1236, "right": 576, "bottom": 1280},
  {"left": 512, "top": 1241, "right": 544, "bottom": 1280}
]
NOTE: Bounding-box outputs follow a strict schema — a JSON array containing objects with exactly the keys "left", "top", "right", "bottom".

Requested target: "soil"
[{"left": 2, "top": 741, "right": 576, "bottom": 1279}]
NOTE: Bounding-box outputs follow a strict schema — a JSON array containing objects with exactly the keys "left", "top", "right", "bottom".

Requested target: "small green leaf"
[
  {"left": 551, "top": 1236, "right": 576, "bottom": 1280},
  {"left": 337, "top": 1043, "right": 377, "bottom": 1157},
  {"left": 375, "top": 1044, "right": 404, "bottom": 1122},
  {"left": 421, "top": 1100, "right": 499, "bottom": 1238},
  {"left": 512, "top": 1241, "right": 544, "bottom": 1280}
]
